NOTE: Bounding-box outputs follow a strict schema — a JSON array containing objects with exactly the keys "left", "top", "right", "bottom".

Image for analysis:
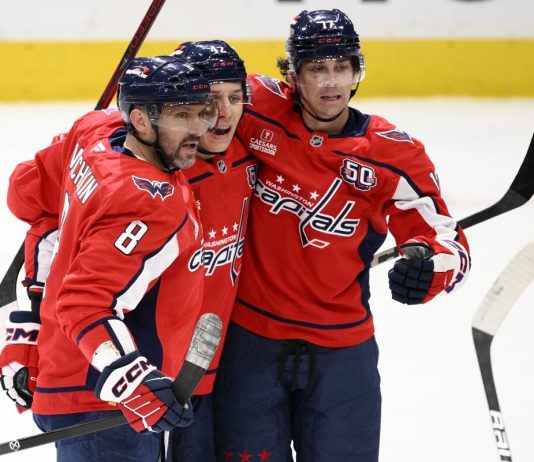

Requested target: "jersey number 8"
[{"left": 115, "top": 221, "right": 148, "bottom": 255}]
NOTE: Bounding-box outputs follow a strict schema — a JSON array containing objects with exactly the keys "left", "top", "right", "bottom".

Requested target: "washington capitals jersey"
[
  {"left": 7, "top": 111, "right": 125, "bottom": 295},
  {"left": 8, "top": 110, "right": 204, "bottom": 415},
  {"left": 183, "top": 141, "right": 257, "bottom": 394},
  {"left": 232, "top": 75, "right": 470, "bottom": 348}
]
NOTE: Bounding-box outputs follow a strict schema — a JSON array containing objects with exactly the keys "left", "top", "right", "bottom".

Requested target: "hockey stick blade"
[
  {"left": 472, "top": 242, "right": 534, "bottom": 462},
  {"left": 371, "top": 132, "right": 534, "bottom": 267},
  {"left": 0, "top": 313, "right": 223, "bottom": 456},
  {"left": 0, "top": 0, "right": 167, "bottom": 315}
]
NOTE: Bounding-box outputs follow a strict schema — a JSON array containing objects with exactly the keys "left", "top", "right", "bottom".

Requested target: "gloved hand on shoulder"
[
  {"left": 0, "top": 311, "right": 41, "bottom": 412},
  {"left": 95, "top": 351, "right": 194, "bottom": 433},
  {"left": 388, "top": 236, "right": 470, "bottom": 305}
]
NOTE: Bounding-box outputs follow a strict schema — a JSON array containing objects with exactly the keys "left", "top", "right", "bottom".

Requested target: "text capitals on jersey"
[{"left": 255, "top": 177, "right": 360, "bottom": 249}]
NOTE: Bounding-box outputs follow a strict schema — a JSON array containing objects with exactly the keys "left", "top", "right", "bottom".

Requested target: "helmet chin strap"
[
  {"left": 130, "top": 125, "right": 177, "bottom": 172},
  {"left": 197, "top": 145, "right": 226, "bottom": 157}
]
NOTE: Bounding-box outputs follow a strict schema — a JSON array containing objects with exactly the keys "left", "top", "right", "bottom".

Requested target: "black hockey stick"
[
  {"left": 0, "top": 313, "right": 223, "bottom": 456},
  {"left": 472, "top": 242, "right": 534, "bottom": 462},
  {"left": 96, "top": 0, "right": 166, "bottom": 110},
  {"left": 370, "top": 132, "right": 534, "bottom": 267},
  {"left": 0, "top": 0, "right": 167, "bottom": 315}
]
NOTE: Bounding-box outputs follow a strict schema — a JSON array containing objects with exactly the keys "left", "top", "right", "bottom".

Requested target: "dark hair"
[{"left": 276, "top": 57, "right": 290, "bottom": 78}]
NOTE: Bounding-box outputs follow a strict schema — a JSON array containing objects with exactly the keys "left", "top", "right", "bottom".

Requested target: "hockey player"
[
  {"left": 0, "top": 56, "right": 218, "bottom": 461},
  {"left": 167, "top": 41, "right": 257, "bottom": 461},
  {"left": 212, "top": 9, "right": 471, "bottom": 462},
  {"left": 1, "top": 42, "right": 256, "bottom": 462}
]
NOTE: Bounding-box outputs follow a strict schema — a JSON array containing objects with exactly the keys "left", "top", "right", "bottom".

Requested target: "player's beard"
[{"left": 163, "top": 134, "right": 201, "bottom": 170}]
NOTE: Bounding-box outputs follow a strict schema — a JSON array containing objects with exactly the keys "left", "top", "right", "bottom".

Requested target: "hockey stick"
[
  {"left": 370, "top": 132, "right": 534, "bottom": 267},
  {"left": 472, "top": 242, "right": 534, "bottom": 462},
  {"left": 0, "top": 0, "right": 167, "bottom": 317},
  {"left": 0, "top": 312, "right": 223, "bottom": 456},
  {"left": 95, "top": 0, "right": 166, "bottom": 110}
]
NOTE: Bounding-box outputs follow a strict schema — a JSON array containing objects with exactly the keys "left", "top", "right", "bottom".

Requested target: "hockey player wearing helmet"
[
  {"left": 166, "top": 40, "right": 257, "bottom": 462},
  {"left": 117, "top": 56, "right": 218, "bottom": 170},
  {"left": 2, "top": 57, "right": 215, "bottom": 461},
  {"left": 213, "top": 9, "right": 470, "bottom": 462},
  {"left": 172, "top": 40, "right": 251, "bottom": 156},
  {"left": 3, "top": 43, "right": 256, "bottom": 461},
  {"left": 278, "top": 8, "right": 366, "bottom": 131}
]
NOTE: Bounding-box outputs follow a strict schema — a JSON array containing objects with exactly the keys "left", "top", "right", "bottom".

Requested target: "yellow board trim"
[{"left": 1, "top": 39, "right": 533, "bottom": 101}]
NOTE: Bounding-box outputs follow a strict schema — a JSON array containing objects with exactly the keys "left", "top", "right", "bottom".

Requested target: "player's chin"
[{"left": 173, "top": 153, "right": 197, "bottom": 170}]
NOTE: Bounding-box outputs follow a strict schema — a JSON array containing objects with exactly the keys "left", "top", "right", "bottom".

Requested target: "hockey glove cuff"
[
  {"left": 388, "top": 237, "right": 470, "bottom": 305},
  {"left": 0, "top": 311, "right": 40, "bottom": 411},
  {"left": 95, "top": 352, "right": 193, "bottom": 433}
]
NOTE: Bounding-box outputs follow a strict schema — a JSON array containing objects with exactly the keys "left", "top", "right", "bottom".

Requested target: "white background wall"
[{"left": 2, "top": 0, "right": 534, "bottom": 40}]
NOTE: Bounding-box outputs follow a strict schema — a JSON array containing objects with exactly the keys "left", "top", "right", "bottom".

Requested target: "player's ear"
[
  {"left": 287, "top": 70, "right": 297, "bottom": 91},
  {"left": 130, "top": 107, "right": 151, "bottom": 134}
]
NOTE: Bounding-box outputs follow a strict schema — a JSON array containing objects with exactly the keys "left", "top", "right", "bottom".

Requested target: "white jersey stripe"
[{"left": 112, "top": 235, "right": 180, "bottom": 319}]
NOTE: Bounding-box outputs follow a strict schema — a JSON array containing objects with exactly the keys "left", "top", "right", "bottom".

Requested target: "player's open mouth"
[
  {"left": 212, "top": 126, "right": 232, "bottom": 137},
  {"left": 320, "top": 95, "right": 341, "bottom": 101},
  {"left": 181, "top": 141, "right": 199, "bottom": 154}
]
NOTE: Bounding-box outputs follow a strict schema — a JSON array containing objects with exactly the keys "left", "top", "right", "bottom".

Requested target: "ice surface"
[{"left": 0, "top": 99, "right": 533, "bottom": 461}]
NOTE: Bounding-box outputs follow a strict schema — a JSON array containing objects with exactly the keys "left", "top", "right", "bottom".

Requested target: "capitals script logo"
[
  {"left": 132, "top": 176, "right": 175, "bottom": 200},
  {"left": 188, "top": 197, "right": 249, "bottom": 284},
  {"left": 376, "top": 128, "right": 414, "bottom": 144},
  {"left": 255, "top": 177, "right": 359, "bottom": 248}
]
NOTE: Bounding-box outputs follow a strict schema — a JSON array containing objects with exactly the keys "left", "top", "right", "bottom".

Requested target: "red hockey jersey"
[
  {"left": 232, "top": 75, "right": 470, "bottom": 348},
  {"left": 8, "top": 110, "right": 257, "bottom": 397},
  {"left": 184, "top": 143, "right": 257, "bottom": 394},
  {"left": 9, "top": 110, "right": 204, "bottom": 415}
]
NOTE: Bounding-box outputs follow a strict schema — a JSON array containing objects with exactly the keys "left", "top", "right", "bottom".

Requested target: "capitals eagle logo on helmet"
[{"left": 132, "top": 176, "right": 175, "bottom": 200}]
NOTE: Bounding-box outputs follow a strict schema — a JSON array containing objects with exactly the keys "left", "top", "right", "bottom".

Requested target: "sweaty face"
[
  {"left": 200, "top": 81, "right": 245, "bottom": 154},
  {"left": 295, "top": 57, "right": 357, "bottom": 122},
  {"left": 155, "top": 102, "right": 218, "bottom": 169}
]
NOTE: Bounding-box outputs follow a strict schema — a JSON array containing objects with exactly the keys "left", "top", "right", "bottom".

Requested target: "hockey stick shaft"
[
  {"left": 370, "top": 132, "right": 534, "bottom": 267},
  {"left": 472, "top": 328, "right": 513, "bottom": 462},
  {"left": 95, "top": 0, "right": 166, "bottom": 110},
  {"left": 0, "top": 313, "right": 223, "bottom": 456},
  {"left": 472, "top": 242, "right": 534, "bottom": 462},
  {"left": 0, "top": 0, "right": 167, "bottom": 312}
]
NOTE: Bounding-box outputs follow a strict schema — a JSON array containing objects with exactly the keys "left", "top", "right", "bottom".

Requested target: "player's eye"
[
  {"left": 310, "top": 65, "right": 326, "bottom": 74},
  {"left": 335, "top": 63, "right": 350, "bottom": 72},
  {"left": 174, "top": 111, "right": 190, "bottom": 119},
  {"left": 228, "top": 93, "right": 244, "bottom": 105}
]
